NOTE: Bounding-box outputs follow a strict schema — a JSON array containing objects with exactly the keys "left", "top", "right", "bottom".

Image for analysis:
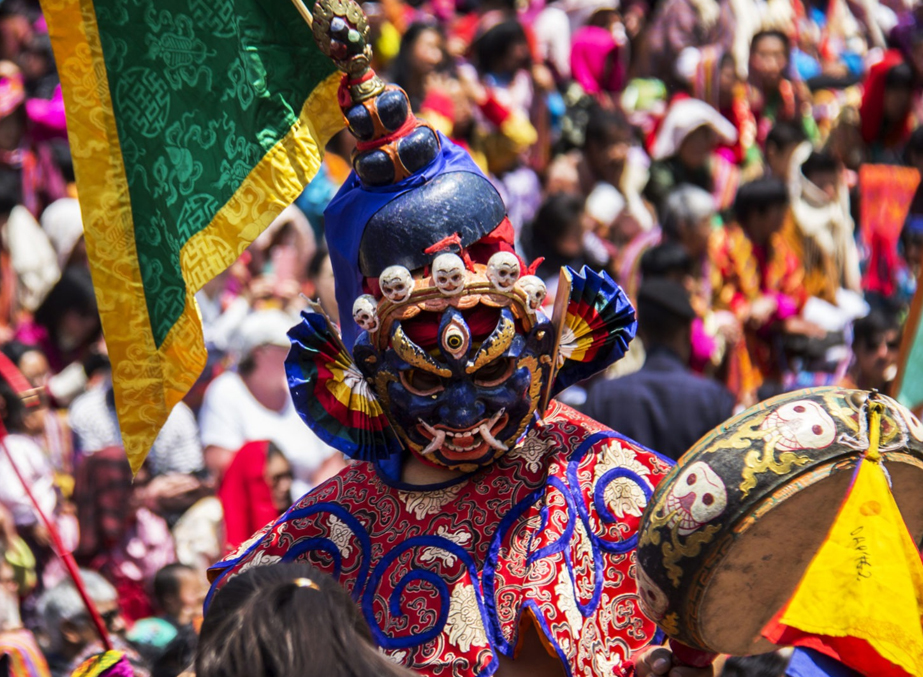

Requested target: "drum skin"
[{"left": 635, "top": 387, "right": 923, "bottom": 656}]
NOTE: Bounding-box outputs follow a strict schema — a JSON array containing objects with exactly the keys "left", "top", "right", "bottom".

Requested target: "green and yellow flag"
[{"left": 41, "top": 0, "right": 344, "bottom": 472}]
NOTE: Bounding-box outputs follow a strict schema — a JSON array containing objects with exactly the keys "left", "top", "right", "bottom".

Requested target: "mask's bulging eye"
[
  {"left": 441, "top": 318, "right": 470, "bottom": 359},
  {"left": 400, "top": 368, "right": 445, "bottom": 396},
  {"left": 473, "top": 358, "right": 514, "bottom": 387}
]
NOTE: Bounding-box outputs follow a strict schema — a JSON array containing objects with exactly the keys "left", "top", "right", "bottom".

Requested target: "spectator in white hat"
[{"left": 198, "top": 309, "right": 344, "bottom": 496}]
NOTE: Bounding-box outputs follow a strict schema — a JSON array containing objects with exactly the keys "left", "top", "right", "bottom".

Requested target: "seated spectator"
[
  {"left": 37, "top": 570, "right": 148, "bottom": 677},
  {"left": 14, "top": 267, "right": 101, "bottom": 404},
  {"left": 546, "top": 105, "right": 654, "bottom": 235},
  {"left": 674, "top": 46, "right": 759, "bottom": 169},
  {"left": 0, "top": 546, "right": 51, "bottom": 677},
  {"left": 785, "top": 147, "right": 861, "bottom": 305},
  {"left": 859, "top": 51, "right": 914, "bottom": 164},
  {"left": 73, "top": 450, "right": 175, "bottom": 623},
  {"left": 69, "top": 375, "right": 204, "bottom": 478},
  {"left": 584, "top": 278, "right": 735, "bottom": 461},
  {"left": 709, "top": 177, "right": 818, "bottom": 405},
  {"left": 840, "top": 309, "right": 901, "bottom": 392},
  {"left": 196, "top": 563, "right": 414, "bottom": 677},
  {"left": 198, "top": 309, "right": 344, "bottom": 495},
  {"left": 0, "top": 364, "right": 57, "bottom": 593},
  {"left": 763, "top": 121, "right": 807, "bottom": 182},
  {"left": 128, "top": 563, "right": 205, "bottom": 665},
  {"left": 218, "top": 441, "right": 294, "bottom": 554},
  {"left": 521, "top": 193, "right": 586, "bottom": 286},
  {"left": 646, "top": 97, "right": 740, "bottom": 214},
  {"left": 151, "top": 564, "right": 203, "bottom": 633},
  {"left": 1, "top": 340, "right": 70, "bottom": 480},
  {"left": 618, "top": 183, "right": 714, "bottom": 302},
  {"left": 747, "top": 30, "right": 813, "bottom": 146}
]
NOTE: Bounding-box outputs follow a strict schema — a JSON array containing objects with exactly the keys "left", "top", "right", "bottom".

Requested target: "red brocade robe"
[{"left": 207, "top": 402, "right": 672, "bottom": 677}]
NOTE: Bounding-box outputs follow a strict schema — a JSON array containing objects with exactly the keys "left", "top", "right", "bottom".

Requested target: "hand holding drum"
[{"left": 634, "top": 387, "right": 923, "bottom": 656}]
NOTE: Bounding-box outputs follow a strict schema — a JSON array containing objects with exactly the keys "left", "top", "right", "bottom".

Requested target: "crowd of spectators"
[{"left": 0, "top": 0, "right": 920, "bottom": 674}]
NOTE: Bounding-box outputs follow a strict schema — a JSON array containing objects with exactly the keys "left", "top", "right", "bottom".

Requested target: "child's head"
[
  {"left": 800, "top": 151, "right": 840, "bottom": 202},
  {"left": 154, "top": 563, "right": 204, "bottom": 628},
  {"left": 764, "top": 122, "right": 807, "bottom": 181},
  {"left": 883, "top": 62, "right": 914, "bottom": 127},
  {"left": 733, "top": 177, "right": 790, "bottom": 245},
  {"left": 583, "top": 106, "right": 632, "bottom": 187},
  {"left": 197, "top": 563, "right": 414, "bottom": 677}
]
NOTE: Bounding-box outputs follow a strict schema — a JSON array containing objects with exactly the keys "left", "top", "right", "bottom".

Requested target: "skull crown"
[
  {"left": 431, "top": 253, "right": 467, "bottom": 296},
  {"left": 486, "top": 252, "right": 521, "bottom": 292},
  {"left": 379, "top": 265, "right": 415, "bottom": 304},
  {"left": 352, "top": 294, "right": 380, "bottom": 333},
  {"left": 516, "top": 275, "right": 547, "bottom": 314}
]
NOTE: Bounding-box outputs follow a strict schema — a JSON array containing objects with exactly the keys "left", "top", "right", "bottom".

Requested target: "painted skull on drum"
[
  {"left": 664, "top": 462, "right": 727, "bottom": 536},
  {"left": 759, "top": 400, "right": 836, "bottom": 451},
  {"left": 635, "top": 564, "right": 670, "bottom": 621},
  {"left": 355, "top": 306, "right": 554, "bottom": 470}
]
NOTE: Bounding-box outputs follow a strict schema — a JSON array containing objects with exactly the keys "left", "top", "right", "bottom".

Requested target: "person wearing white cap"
[
  {"left": 644, "top": 97, "right": 740, "bottom": 216},
  {"left": 198, "top": 309, "right": 344, "bottom": 497}
]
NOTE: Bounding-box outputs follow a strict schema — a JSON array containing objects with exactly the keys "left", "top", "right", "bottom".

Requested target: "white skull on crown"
[
  {"left": 379, "top": 265, "right": 415, "bottom": 304},
  {"left": 663, "top": 461, "right": 727, "bottom": 536},
  {"left": 352, "top": 294, "right": 380, "bottom": 333},
  {"left": 432, "top": 253, "right": 467, "bottom": 296},
  {"left": 486, "top": 252, "right": 521, "bottom": 292},
  {"left": 516, "top": 275, "right": 547, "bottom": 314}
]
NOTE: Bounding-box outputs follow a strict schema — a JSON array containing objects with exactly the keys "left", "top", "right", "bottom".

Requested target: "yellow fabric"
[
  {"left": 778, "top": 407, "right": 923, "bottom": 676},
  {"left": 46, "top": 0, "right": 343, "bottom": 473}
]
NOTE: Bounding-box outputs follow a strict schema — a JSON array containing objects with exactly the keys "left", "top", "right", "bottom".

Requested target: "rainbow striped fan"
[
  {"left": 286, "top": 305, "right": 402, "bottom": 461},
  {"left": 547, "top": 266, "right": 637, "bottom": 400}
]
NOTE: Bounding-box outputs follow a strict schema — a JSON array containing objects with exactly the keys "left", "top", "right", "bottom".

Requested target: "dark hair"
[
  {"left": 474, "top": 20, "right": 527, "bottom": 74},
  {"left": 33, "top": 267, "right": 101, "bottom": 347},
  {"left": 886, "top": 62, "right": 915, "bottom": 90},
  {"left": 751, "top": 29, "right": 790, "bottom": 54},
  {"left": 528, "top": 193, "right": 584, "bottom": 251},
  {"left": 152, "top": 623, "right": 198, "bottom": 677},
  {"left": 197, "top": 563, "right": 414, "bottom": 677},
  {"left": 307, "top": 244, "right": 330, "bottom": 281},
  {"left": 390, "top": 22, "right": 448, "bottom": 92},
  {"left": 0, "top": 340, "right": 42, "bottom": 369},
  {"left": 800, "top": 151, "right": 838, "bottom": 181},
  {"left": 765, "top": 121, "right": 807, "bottom": 152},
  {"left": 733, "top": 178, "right": 789, "bottom": 223},
  {"left": 584, "top": 105, "right": 630, "bottom": 150},
  {"left": 0, "top": 375, "right": 25, "bottom": 431},
  {"left": 0, "top": 166, "right": 22, "bottom": 215},
  {"left": 720, "top": 652, "right": 789, "bottom": 677},
  {"left": 904, "top": 126, "right": 923, "bottom": 163},
  {"left": 637, "top": 292, "right": 693, "bottom": 343},
  {"left": 640, "top": 242, "right": 693, "bottom": 279},
  {"left": 853, "top": 309, "right": 900, "bottom": 351},
  {"left": 153, "top": 563, "right": 195, "bottom": 610}
]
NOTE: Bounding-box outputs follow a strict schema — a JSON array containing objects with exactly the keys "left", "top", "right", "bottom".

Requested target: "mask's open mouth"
[{"left": 416, "top": 408, "right": 508, "bottom": 461}]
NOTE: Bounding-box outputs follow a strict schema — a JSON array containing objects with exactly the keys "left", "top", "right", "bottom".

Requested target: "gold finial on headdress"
[{"left": 293, "top": 577, "right": 320, "bottom": 590}]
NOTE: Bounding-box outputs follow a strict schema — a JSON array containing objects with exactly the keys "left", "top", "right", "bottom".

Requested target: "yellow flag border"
[{"left": 45, "top": 0, "right": 343, "bottom": 472}]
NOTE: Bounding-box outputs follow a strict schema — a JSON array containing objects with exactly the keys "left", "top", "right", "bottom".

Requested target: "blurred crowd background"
[{"left": 0, "top": 0, "right": 920, "bottom": 674}]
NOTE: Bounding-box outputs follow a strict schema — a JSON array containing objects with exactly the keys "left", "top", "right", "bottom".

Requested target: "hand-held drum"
[{"left": 635, "top": 387, "right": 923, "bottom": 655}]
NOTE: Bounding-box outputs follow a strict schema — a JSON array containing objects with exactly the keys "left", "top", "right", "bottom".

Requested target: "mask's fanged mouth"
[{"left": 417, "top": 408, "right": 508, "bottom": 460}]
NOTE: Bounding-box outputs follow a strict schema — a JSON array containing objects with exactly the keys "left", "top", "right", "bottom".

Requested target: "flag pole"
[
  {"left": 0, "top": 422, "right": 113, "bottom": 652},
  {"left": 289, "top": 0, "right": 314, "bottom": 28}
]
